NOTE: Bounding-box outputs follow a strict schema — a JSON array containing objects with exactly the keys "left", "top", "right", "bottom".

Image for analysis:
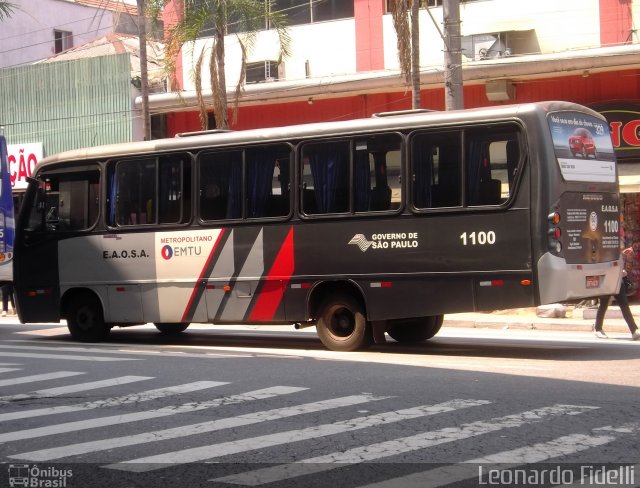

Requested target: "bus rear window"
[{"left": 548, "top": 111, "right": 616, "bottom": 183}]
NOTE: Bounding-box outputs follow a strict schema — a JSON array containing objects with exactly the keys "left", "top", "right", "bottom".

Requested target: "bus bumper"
[{"left": 537, "top": 253, "right": 622, "bottom": 304}]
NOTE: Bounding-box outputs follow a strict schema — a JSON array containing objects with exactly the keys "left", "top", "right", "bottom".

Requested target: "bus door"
[
  {"left": 14, "top": 177, "right": 61, "bottom": 322},
  {"left": 15, "top": 169, "right": 101, "bottom": 323}
]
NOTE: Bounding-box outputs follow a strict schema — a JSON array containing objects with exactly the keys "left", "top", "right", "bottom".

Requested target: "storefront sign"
[
  {"left": 7, "top": 142, "right": 41, "bottom": 190},
  {"left": 591, "top": 101, "right": 640, "bottom": 160}
]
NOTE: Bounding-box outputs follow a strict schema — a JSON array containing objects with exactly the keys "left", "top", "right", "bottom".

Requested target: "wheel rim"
[
  {"left": 329, "top": 306, "right": 356, "bottom": 338},
  {"left": 76, "top": 306, "right": 95, "bottom": 331}
]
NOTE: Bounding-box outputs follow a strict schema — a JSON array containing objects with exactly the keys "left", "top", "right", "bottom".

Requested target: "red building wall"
[
  {"left": 599, "top": 0, "right": 633, "bottom": 46},
  {"left": 165, "top": 69, "right": 640, "bottom": 134}
]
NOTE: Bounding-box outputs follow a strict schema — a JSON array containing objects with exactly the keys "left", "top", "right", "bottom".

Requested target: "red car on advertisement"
[{"left": 569, "top": 128, "right": 598, "bottom": 158}]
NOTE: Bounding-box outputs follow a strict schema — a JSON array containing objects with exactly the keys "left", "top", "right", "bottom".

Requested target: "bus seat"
[
  {"left": 431, "top": 185, "right": 460, "bottom": 207},
  {"left": 478, "top": 179, "right": 502, "bottom": 205},
  {"left": 267, "top": 195, "right": 288, "bottom": 216},
  {"left": 302, "top": 189, "right": 316, "bottom": 214},
  {"left": 370, "top": 186, "right": 391, "bottom": 211}
]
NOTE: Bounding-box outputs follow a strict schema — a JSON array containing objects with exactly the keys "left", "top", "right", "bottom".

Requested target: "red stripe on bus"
[
  {"left": 249, "top": 227, "right": 295, "bottom": 321},
  {"left": 181, "top": 229, "right": 226, "bottom": 322}
]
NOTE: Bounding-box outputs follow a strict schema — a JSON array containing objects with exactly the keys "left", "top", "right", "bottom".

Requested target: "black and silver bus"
[{"left": 14, "top": 101, "right": 622, "bottom": 350}]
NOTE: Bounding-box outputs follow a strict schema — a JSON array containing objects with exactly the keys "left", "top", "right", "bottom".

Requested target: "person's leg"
[
  {"left": 8, "top": 284, "right": 14, "bottom": 312},
  {"left": 594, "top": 296, "right": 609, "bottom": 337},
  {"left": 1, "top": 288, "right": 7, "bottom": 316},
  {"left": 615, "top": 288, "right": 639, "bottom": 337}
]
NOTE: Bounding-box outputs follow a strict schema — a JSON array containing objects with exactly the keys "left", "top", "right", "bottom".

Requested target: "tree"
[
  {"left": 149, "top": 0, "right": 290, "bottom": 130},
  {"left": 391, "top": 0, "right": 421, "bottom": 109},
  {"left": 0, "top": 1, "right": 16, "bottom": 20}
]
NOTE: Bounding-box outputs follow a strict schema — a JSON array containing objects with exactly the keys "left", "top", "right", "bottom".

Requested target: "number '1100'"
[{"left": 460, "top": 231, "right": 496, "bottom": 246}]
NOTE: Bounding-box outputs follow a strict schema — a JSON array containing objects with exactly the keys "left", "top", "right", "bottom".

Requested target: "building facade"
[{"left": 0, "top": 0, "right": 139, "bottom": 69}]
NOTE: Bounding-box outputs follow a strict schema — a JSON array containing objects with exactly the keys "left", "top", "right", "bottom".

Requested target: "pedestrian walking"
[
  {"left": 593, "top": 247, "right": 640, "bottom": 340},
  {"left": 1, "top": 282, "right": 15, "bottom": 316}
]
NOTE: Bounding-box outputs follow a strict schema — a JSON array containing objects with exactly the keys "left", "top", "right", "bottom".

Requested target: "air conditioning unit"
[
  {"left": 485, "top": 79, "right": 515, "bottom": 101},
  {"left": 462, "top": 33, "right": 511, "bottom": 61}
]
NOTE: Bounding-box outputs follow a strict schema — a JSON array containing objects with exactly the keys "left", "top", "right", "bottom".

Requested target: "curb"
[{"left": 443, "top": 305, "right": 638, "bottom": 334}]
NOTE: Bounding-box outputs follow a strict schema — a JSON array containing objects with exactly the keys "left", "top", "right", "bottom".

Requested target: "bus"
[
  {"left": 0, "top": 134, "right": 15, "bottom": 285},
  {"left": 13, "top": 101, "right": 622, "bottom": 351}
]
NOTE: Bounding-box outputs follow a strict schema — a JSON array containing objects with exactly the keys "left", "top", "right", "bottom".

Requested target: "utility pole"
[
  {"left": 137, "top": 0, "right": 151, "bottom": 140},
  {"left": 410, "top": 0, "right": 421, "bottom": 109},
  {"left": 443, "top": 0, "right": 463, "bottom": 110}
]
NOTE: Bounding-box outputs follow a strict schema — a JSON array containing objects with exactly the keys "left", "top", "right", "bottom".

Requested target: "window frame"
[
  {"left": 197, "top": 143, "right": 294, "bottom": 225},
  {"left": 409, "top": 122, "right": 524, "bottom": 213},
  {"left": 53, "top": 29, "right": 73, "bottom": 54},
  {"left": 298, "top": 132, "right": 405, "bottom": 220},
  {"left": 28, "top": 164, "right": 101, "bottom": 234},
  {"left": 106, "top": 153, "right": 193, "bottom": 229}
]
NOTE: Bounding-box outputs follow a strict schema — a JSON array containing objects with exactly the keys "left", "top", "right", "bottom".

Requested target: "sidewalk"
[{"left": 444, "top": 303, "right": 640, "bottom": 333}]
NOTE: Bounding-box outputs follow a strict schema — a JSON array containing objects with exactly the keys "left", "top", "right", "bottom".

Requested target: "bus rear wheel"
[
  {"left": 154, "top": 323, "right": 190, "bottom": 335},
  {"left": 387, "top": 315, "right": 444, "bottom": 343},
  {"left": 66, "top": 293, "right": 110, "bottom": 342},
  {"left": 316, "top": 295, "right": 371, "bottom": 351}
]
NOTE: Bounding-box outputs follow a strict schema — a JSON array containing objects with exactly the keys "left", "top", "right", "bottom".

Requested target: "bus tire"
[
  {"left": 387, "top": 314, "right": 444, "bottom": 343},
  {"left": 66, "top": 293, "right": 110, "bottom": 342},
  {"left": 315, "top": 295, "right": 370, "bottom": 351},
  {"left": 154, "top": 323, "right": 190, "bottom": 334}
]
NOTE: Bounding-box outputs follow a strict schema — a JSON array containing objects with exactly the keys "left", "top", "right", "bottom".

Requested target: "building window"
[
  {"left": 246, "top": 61, "right": 280, "bottom": 83},
  {"left": 54, "top": 30, "right": 73, "bottom": 54}
]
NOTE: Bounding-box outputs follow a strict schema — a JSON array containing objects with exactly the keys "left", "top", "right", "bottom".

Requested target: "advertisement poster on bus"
[
  {"left": 548, "top": 111, "right": 616, "bottom": 183},
  {"left": 7, "top": 142, "right": 42, "bottom": 190}
]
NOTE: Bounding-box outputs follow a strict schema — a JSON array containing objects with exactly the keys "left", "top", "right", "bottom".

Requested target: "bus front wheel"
[
  {"left": 154, "top": 323, "right": 190, "bottom": 335},
  {"left": 67, "top": 293, "right": 110, "bottom": 342},
  {"left": 387, "top": 315, "right": 444, "bottom": 343},
  {"left": 316, "top": 295, "right": 371, "bottom": 351}
]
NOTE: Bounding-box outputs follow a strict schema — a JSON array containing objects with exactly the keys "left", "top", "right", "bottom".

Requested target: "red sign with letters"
[
  {"left": 7, "top": 142, "right": 41, "bottom": 190},
  {"left": 592, "top": 101, "right": 640, "bottom": 160}
]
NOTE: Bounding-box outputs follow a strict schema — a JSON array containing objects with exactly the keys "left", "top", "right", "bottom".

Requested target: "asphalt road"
[{"left": 0, "top": 320, "right": 639, "bottom": 488}]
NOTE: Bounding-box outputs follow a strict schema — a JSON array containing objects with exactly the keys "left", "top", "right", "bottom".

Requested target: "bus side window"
[
  {"left": 31, "top": 171, "right": 100, "bottom": 232},
  {"left": 198, "top": 150, "right": 242, "bottom": 221},
  {"left": 301, "top": 141, "right": 349, "bottom": 215},
  {"left": 246, "top": 144, "right": 291, "bottom": 218},
  {"left": 465, "top": 126, "right": 520, "bottom": 206},
  {"left": 412, "top": 132, "right": 461, "bottom": 209},
  {"left": 159, "top": 154, "right": 191, "bottom": 224},
  {"left": 114, "top": 159, "right": 156, "bottom": 226},
  {"left": 354, "top": 133, "right": 402, "bottom": 213}
]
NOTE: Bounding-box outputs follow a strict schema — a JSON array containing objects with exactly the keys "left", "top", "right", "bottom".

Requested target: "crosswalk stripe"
[
  {"left": 0, "top": 367, "right": 21, "bottom": 374},
  {"left": 0, "top": 380, "right": 224, "bottom": 422},
  {"left": 106, "top": 398, "right": 488, "bottom": 473},
  {"left": 14, "top": 392, "right": 384, "bottom": 462},
  {"left": 0, "top": 352, "right": 139, "bottom": 361},
  {"left": 2, "top": 385, "right": 299, "bottom": 445},
  {"left": 354, "top": 433, "right": 616, "bottom": 488},
  {"left": 0, "top": 371, "right": 84, "bottom": 387},
  {"left": 212, "top": 404, "right": 599, "bottom": 486},
  {"left": 21, "top": 375, "right": 152, "bottom": 397}
]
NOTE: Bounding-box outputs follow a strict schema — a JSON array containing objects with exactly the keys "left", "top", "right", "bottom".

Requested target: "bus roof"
[{"left": 36, "top": 101, "right": 603, "bottom": 169}]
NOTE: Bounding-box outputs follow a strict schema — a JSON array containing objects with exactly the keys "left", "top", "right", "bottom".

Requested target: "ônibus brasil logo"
[{"left": 161, "top": 245, "right": 174, "bottom": 260}]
